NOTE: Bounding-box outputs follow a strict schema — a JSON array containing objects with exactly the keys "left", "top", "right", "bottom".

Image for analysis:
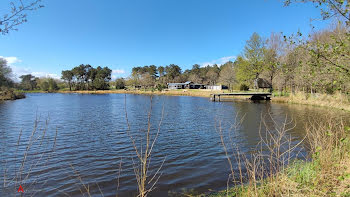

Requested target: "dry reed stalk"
[
  {"left": 1, "top": 115, "right": 58, "bottom": 197},
  {"left": 69, "top": 156, "right": 123, "bottom": 197},
  {"left": 124, "top": 94, "right": 166, "bottom": 197},
  {"left": 217, "top": 111, "right": 305, "bottom": 196}
]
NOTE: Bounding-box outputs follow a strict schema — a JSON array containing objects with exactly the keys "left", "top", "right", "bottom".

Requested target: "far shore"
[
  {"left": 58, "top": 89, "right": 226, "bottom": 98},
  {"left": 17, "top": 89, "right": 350, "bottom": 112}
]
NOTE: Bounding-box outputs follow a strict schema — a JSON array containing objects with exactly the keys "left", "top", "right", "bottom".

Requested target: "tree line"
[
  {"left": 2, "top": 21, "right": 349, "bottom": 95},
  {"left": 61, "top": 65, "right": 112, "bottom": 91},
  {"left": 120, "top": 25, "right": 349, "bottom": 94},
  {"left": 0, "top": 61, "right": 114, "bottom": 92},
  {"left": 123, "top": 64, "right": 226, "bottom": 90},
  {"left": 0, "top": 59, "right": 61, "bottom": 92}
]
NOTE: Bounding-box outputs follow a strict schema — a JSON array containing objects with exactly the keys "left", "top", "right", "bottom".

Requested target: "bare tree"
[
  {"left": 0, "top": 0, "right": 43, "bottom": 35},
  {"left": 124, "top": 95, "right": 165, "bottom": 197},
  {"left": 284, "top": 0, "right": 350, "bottom": 25}
]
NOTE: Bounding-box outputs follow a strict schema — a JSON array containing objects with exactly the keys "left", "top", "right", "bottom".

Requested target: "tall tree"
[
  {"left": 263, "top": 32, "right": 284, "bottom": 85},
  {"left": 244, "top": 32, "right": 266, "bottom": 80},
  {"left": 61, "top": 70, "right": 74, "bottom": 91},
  {"left": 219, "top": 61, "right": 236, "bottom": 89},
  {"left": 165, "top": 64, "right": 182, "bottom": 82},
  {"left": 0, "top": 58, "right": 13, "bottom": 87},
  {"left": 93, "top": 66, "right": 112, "bottom": 90},
  {"left": 20, "top": 74, "right": 36, "bottom": 90},
  {"left": 115, "top": 78, "right": 125, "bottom": 89},
  {"left": 158, "top": 66, "right": 165, "bottom": 77},
  {"left": 206, "top": 64, "right": 220, "bottom": 85}
]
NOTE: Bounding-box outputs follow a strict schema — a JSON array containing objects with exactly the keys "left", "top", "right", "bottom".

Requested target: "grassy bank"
[
  {"left": 203, "top": 117, "right": 350, "bottom": 197},
  {"left": 0, "top": 90, "right": 26, "bottom": 100},
  {"left": 273, "top": 92, "right": 350, "bottom": 111}
]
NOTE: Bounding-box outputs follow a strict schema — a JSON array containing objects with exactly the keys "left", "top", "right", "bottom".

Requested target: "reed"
[
  {"left": 1, "top": 116, "right": 57, "bottom": 196},
  {"left": 212, "top": 113, "right": 350, "bottom": 197}
]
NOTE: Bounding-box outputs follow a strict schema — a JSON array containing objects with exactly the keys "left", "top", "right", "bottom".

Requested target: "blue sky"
[{"left": 0, "top": 0, "right": 328, "bottom": 80}]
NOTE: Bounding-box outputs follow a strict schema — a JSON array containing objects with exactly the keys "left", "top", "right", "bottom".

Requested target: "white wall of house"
[{"left": 206, "top": 85, "right": 222, "bottom": 90}]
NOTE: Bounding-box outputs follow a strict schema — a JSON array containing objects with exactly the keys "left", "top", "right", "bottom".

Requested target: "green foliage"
[
  {"left": 61, "top": 70, "right": 73, "bottom": 91},
  {"left": 37, "top": 78, "right": 59, "bottom": 92},
  {"left": 239, "top": 83, "right": 250, "bottom": 91},
  {"left": 20, "top": 74, "right": 37, "bottom": 90},
  {"left": 115, "top": 78, "right": 125, "bottom": 89},
  {"left": 165, "top": 64, "right": 182, "bottom": 82},
  {"left": 39, "top": 81, "right": 49, "bottom": 91},
  {"left": 156, "top": 83, "right": 167, "bottom": 91},
  {"left": 129, "top": 63, "right": 223, "bottom": 89},
  {"left": 61, "top": 65, "right": 112, "bottom": 90},
  {"left": 0, "top": 58, "right": 14, "bottom": 88},
  {"left": 287, "top": 160, "right": 320, "bottom": 187},
  {"left": 337, "top": 173, "right": 350, "bottom": 181},
  {"left": 234, "top": 56, "right": 255, "bottom": 86},
  {"left": 243, "top": 32, "right": 265, "bottom": 79}
]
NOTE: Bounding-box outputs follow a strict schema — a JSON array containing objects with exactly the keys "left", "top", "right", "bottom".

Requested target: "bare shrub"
[
  {"left": 124, "top": 95, "right": 165, "bottom": 197},
  {"left": 1, "top": 116, "right": 57, "bottom": 196},
  {"left": 217, "top": 112, "right": 305, "bottom": 196}
]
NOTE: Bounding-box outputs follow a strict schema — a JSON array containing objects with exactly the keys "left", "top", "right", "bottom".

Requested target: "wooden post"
[{"left": 218, "top": 95, "right": 220, "bottom": 102}]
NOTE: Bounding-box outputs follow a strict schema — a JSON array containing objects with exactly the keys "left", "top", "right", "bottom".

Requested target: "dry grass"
[{"left": 273, "top": 91, "right": 350, "bottom": 111}]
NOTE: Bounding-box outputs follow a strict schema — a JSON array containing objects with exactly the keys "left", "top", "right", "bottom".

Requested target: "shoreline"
[
  {"left": 18, "top": 89, "right": 350, "bottom": 112},
  {"left": 53, "top": 90, "right": 350, "bottom": 112},
  {"left": 0, "top": 90, "right": 26, "bottom": 101},
  {"left": 58, "top": 89, "right": 219, "bottom": 98}
]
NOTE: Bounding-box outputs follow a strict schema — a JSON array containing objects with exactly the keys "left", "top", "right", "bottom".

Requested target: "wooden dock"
[{"left": 210, "top": 92, "right": 272, "bottom": 102}]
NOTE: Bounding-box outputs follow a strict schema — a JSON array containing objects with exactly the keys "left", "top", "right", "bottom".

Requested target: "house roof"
[
  {"left": 168, "top": 81, "right": 193, "bottom": 85},
  {"left": 167, "top": 83, "right": 186, "bottom": 85},
  {"left": 167, "top": 82, "right": 206, "bottom": 86}
]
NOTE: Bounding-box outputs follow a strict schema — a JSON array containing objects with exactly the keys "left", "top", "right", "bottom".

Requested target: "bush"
[
  {"left": 115, "top": 78, "right": 125, "bottom": 89},
  {"left": 325, "top": 85, "right": 335, "bottom": 94},
  {"left": 239, "top": 83, "right": 249, "bottom": 91},
  {"left": 156, "top": 83, "right": 167, "bottom": 91}
]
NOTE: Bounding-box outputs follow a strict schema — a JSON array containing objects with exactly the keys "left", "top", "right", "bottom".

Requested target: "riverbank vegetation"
[
  {"left": 0, "top": 59, "right": 25, "bottom": 100},
  {"left": 203, "top": 1, "right": 350, "bottom": 195},
  {"left": 205, "top": 115, "right": 350, "bottom": 197}
]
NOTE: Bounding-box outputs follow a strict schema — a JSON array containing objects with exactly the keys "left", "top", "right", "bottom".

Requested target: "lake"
[{"left": 0, "top": 93, "right": 347, "bottom": 196}]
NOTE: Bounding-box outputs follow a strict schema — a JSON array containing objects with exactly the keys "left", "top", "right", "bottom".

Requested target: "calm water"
[{"left": 0, "top": 93, "right": 347, "bottom": 196}]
